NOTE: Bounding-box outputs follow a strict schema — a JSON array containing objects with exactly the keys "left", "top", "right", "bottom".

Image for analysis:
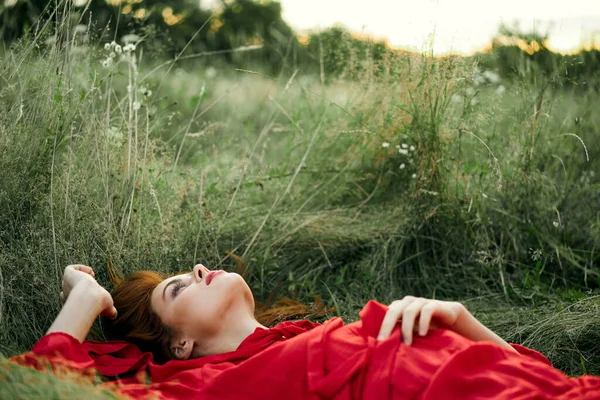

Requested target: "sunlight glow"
[
  {"left": 276, "top": 0, "right": 600, "bottom": 55},
  {"left": 162, "top": 7, "right": 184, "bottom": 26}
]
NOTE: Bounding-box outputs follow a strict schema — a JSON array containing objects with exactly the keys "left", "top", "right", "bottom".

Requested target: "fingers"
[
  {"left": 401, "top": 298, "right": 427, "bottom": 345},
  {"left": 377, "top": 297, "right": 445, "bottom": 345},
  {"left": 377, "top": 296, "right": 416, "bottom": 340},
  {"left": 69, "top": 264, "right": 95, "bottom": 277},
  {"left": 102, "top": 306, "right": 118, "bottom": 320},
  {"left": 61, "top": 265, "right": 96, "bottom": 304},
  {"left": 418, "top": 303, "right": 436, "bottom": 337}
]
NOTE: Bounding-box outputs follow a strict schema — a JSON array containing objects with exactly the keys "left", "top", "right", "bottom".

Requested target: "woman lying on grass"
[{"left": 14, "top": 264, "right": 600, "bottom": 399}]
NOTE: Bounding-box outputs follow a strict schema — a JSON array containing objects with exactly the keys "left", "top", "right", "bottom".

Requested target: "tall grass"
[{"left": 1, "top": 7, "right": 600, "bottom": 389}]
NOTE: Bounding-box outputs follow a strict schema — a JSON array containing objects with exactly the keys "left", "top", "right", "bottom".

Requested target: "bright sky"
[{"left": 276, "top": 0, "right": 600, "bottom": 54}]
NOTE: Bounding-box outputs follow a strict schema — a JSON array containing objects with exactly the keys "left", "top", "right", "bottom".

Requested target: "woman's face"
[{"left": 151, "top": 264, "right": 254, "bottom": 359}]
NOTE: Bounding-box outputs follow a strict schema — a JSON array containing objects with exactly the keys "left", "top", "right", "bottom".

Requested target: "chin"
[
  {"left": 225, "top": 273, "right": 254, "bottom": 304},
  {"left": 213, "top": 273, "right": 254, "bottom": 315},
  {"left": 217, "top": 272, "right": 250, "bottom": 291}
]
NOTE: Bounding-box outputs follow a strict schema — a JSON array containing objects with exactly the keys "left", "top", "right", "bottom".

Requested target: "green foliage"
[
  {"left": 0, "top": 0, "right": 297, "bottom": 72},
  {"left": 476, "top": 24, "right": 600, "bottom": 90},
  {"left": 300, "top": 26, "right": 398, "bottom": 82},
  {"left": 0, "top": 357, "right": 118, "bottom": 399}
]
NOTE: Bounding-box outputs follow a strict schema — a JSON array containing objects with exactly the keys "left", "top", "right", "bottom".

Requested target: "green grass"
[
  {"left": 0, "top": 356, "right": 120, "bottom": 399},
  {"left": 1, "top": 9, "right": 600, "bottom": 395}
]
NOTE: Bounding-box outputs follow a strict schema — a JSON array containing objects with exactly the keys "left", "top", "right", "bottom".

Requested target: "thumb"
[{"left": 102, "top": 306, "right": 118, "bottom": 320}]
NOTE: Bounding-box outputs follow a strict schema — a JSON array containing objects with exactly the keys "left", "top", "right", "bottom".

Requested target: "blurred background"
[
  {"left": 2, "top": 0, "right": 600, "bottom": 389},
  {"left": 1, "top": 0, "right": 600, "bottom": 80}
]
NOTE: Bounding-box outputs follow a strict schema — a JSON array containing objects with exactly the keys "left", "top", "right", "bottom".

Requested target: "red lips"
[{"left": 205, "top": 270, "right": 224, "bottom": 286}]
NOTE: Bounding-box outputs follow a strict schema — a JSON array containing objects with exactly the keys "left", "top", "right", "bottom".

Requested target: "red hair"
[
  {"left": 102, "top": 270, "right": 173, "bottom": 363},
  {"left": 101, "top": 262, "right": 332, "bottom": 364}
]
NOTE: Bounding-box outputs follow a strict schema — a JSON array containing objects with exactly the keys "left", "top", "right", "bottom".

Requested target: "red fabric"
[{"left": 12, "top": 300, "right": 600, "bottom": 399}]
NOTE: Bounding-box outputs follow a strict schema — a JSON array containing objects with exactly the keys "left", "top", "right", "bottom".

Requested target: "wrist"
[
  {"left": 450, "top": 304, "right": 478, "bottom": 338},
  {"left": 69, "top": 281, "right": 106, "bottom": 314},
  {"left": 450, "top": 303, "right": 469, "bottom": 329}
]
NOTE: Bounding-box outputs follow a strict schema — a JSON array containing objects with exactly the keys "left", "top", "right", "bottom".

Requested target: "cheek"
[
  {"left": 176, "top": 285, "right": 232, "bottom": 328},
  {"left": 171, "top": 274, "right": 250, "bottom": 331}
]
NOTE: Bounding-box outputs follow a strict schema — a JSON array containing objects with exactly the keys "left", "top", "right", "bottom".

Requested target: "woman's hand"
[
  {"left": 60, "top": 264, "right": 95, "bottom": 305},
  {"left": 377, "top": 296, "right": 465, "bottom": 345},
  {"left": 60, "top": 264, "right": 117, "bottom": 319}
]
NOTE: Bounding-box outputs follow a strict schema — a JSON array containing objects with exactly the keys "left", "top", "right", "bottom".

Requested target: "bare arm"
[
  {"left": 47, "top": 281, "right": 106, "bottom": 342},
  {"left": 47, "top": 265, "right": 117, "bottom": 343},
  {"left": 450, "top": 304, "right": 517, "bottom": 352},
  {"left": 378, "top": 296, "right": 517, "bottom": 353}
]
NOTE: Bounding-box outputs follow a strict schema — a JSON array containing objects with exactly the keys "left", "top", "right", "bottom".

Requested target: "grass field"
[{"left": 1, "top": 14, "right": 600, "bottom": 396}]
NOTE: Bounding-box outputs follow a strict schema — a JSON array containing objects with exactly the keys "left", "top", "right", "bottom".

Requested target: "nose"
[
  {"left": 192, "top": 264, "right": 208, "bottom": 283},
  {"left": 193, "top": 264, "right": 203, "bottom": 282}
]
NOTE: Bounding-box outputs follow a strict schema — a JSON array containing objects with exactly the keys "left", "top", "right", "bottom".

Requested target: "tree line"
[{"left": 1, "top": 0, "right": 599, "bottom": 87}]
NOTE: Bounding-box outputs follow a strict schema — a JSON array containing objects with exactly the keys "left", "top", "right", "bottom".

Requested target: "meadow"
[{"left": 1, "top": 15, "right": 600, "bottom": 396}]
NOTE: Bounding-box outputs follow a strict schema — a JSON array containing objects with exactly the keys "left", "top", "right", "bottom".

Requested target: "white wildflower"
[
  {"left": 472, "top": 68, "right": 485, "bottom": 86},
  {"left": 451, "top": 94, "right": 463, "bottom": 103},
  {"left": 401, "top": 143, "right": 408, "bottom": 149},
  {"left": 44, "top": 35, "right": 56, "bottom": 46},
  {"left": 101, "top": 58, "right": 113, "bottom": 68},
  {"left": 133, "top": 101, "right": 141, "bottom": 111},
  {"left": 465, "top": 87, "right": 475, "bottom": 96},
  {"left": 205, "top": 66, "right": 217, "bottom": 79},
  {"left": 399, "top": 163, "right": 405, "bottom": 169},
  {"left": 381, "top": 142, "right": 390, "bottom": 148},
  {"left": 470, "top": 97, "right": 479, "bottom": 106},
  {"left": 483, "top": 70, "right": 501, "bottom": 84},
  {"left": 553, "top": 221, "right": 559, "bottom": 228},
  {"left": 104, "top": 43, "right": 111, "bottom": 51},
  {"left": 139, "top": 87, "right": 152, "bottom": 97},
  {"left": 411, "top": 173, "right": 417, "bottom": 179},
  {"left": 398, "top": 149, "right": 409, "bottom": 156},
  {"left": 409, "top": 145, "right": 415, "bottom": 151},
  {"left": 530, "top": 248, "right": 543, "bottom": 262},
  {"left": 114, "top": 44, "right": 122, "bottom": 54},
  {"left": 105, "top": 126, "right": 123, "bottom": 146},
  {"left": 74, "top": 25, "right": 87, "bottom": 35},
  {"left": 496, "top": 85, "right": 506, "bottom": 95},
  {"left": 121, "top": 34, "right": 141, "bottom": 44},
  {"left": 109, "top": 52, "right": 116, "bottom": 59},
  {"left": 110, "top": 40, "right": 117, "bottom": 48},
  {"left": 124, "top": 43, "right": 136, "bottom": 52}
]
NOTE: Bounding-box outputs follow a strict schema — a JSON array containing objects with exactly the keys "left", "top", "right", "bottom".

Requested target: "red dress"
[{"left": 12, "top": 300, "right": 600, "bottom": 399}]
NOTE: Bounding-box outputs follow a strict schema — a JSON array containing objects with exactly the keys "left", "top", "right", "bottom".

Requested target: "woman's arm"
[
  {"left": 377, "top": 296, "right": 517, "bottom": 353},
  {"left": 47, "top": 281, "right": 107, "bottom": 342},
  {"left": 449, "top": 304, "right": 517, "bottom": 352},
  {"left": 47, "top": 265, "right": 117, "bottom": 342}
]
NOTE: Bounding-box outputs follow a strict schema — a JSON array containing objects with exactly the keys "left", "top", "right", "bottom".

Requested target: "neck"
[{"left": 196, "top": 311, "right": 266, "bottom": 357}]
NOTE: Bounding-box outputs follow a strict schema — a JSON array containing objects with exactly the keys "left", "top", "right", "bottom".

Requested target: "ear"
[{"left": 170, "top": 336, "right": 194, "bottom": 360}]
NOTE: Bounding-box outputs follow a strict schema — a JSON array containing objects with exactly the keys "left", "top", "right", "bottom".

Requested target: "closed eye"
[{"left": 172, "top": 281, "right": 185, "bottom": 297}]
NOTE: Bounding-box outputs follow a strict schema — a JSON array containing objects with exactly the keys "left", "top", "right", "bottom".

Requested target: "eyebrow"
[
  {"left": 162, "top": 278, "right": 181, "bottom": 301},
  {"left": 161, "top": 272, "right": 194, "bottom": 301}
]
